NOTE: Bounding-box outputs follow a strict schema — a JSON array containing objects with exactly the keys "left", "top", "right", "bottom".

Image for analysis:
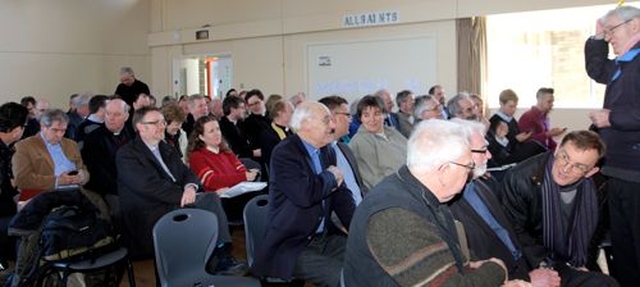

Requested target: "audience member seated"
[
  {"left": 65, "top": 93, "right": 91, "bottom": 140},
  {"left": 75, "top": 94, "right": 108, "bottom": 147},
  {"left": 182, "top": 94, "right": 209, "bottom": 137},
  {"left": 0, "top": 103, "right": 28, "bottom": 263},
  {"left": 251, "top": 102, "right": 355, "bottom": 286},
  {"left": 116, "top": 107, "right": 247, "bottom": 275},
  {"left": 81, "top": 98, "right": 134, "bottom": 216},
  {"left": 344, "top": 119, "right": 512, "bottom": 286},
  {"left": 161, "top": 103, "right": 188, "bottom": 160},
  {"left": 488, "top": 89, "right": 545, "bottom": 167},
  {"left": 428, "top": 84, "right": 448, "bottom": 118},
  {"left": 13, "top": 109, "right": 89, "bottom": 202},
  {"left": 187, "top": 115, "right": 260, "bottom": 221},
  {"left": 243, "top": 89, "right": 271, "bottom": 146},
  {"left": 447, "top": 92, "right": 478, "bottom": 121},
  {"left": 450, "top": 119, "right": 562, "bottom": 286},
  {"left": 469, "top": 93, "right": 490, "bottom": 128},
  {"left": 395, "top": 89, "right": 415, "bottom": 138},
  {"left": 374, "top": 89, "right": 400, "bottom": 131},
  {"left": 264, "top": 94, "right": 283, "bottom": 118},
  {"left": 349, "top": 95, "right": 407, "bottom": 190},
  {"left": 413, "top": 94, "right": 444, "bottom": 123},
  {"left": 319, "top": 95, "right": 367, "bottom": 205},
  {"left": 518, "top": 87, "right": 566, "bottom": 150},
  {"left": 219, "top": 96, "right": 254, "bottom": 158},
  {"left": 257, "top": 100, "right": 293, "bottom": 167},
  {"left": 20, "top": 96, "right": 40, "bottom": 139},
  {"left": 208, "top": 97, "right": 224, "bottom": 120},
  {"left": 500, "top": 130, "right": 618, "bottom": 286}
]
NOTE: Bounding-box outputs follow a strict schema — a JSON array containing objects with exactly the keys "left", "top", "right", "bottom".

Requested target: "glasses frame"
[
  {"left": 604, "top": 19, "right": 633, "bottom": 37},
  {"left": 555, "top": 149, "right": 590, "bottom": 175},
  {"left": 141, "top": 120, "right": 167, "bottom": 126},
  {"left": 449, "top": 160, "right": 476, "bottom": 171}
]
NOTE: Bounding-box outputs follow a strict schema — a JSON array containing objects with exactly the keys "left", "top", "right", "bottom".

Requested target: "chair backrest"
[
  {"left": 153, "top": 209, "right": 218, "bottom": 287},
  {"left": 243, "top": 194, "right": 269, "bottom": 267}
]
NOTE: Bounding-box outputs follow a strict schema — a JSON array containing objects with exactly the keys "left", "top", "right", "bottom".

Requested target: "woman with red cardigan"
[{"left": 187, "top": 115, "right": 259, "bottom": 220}]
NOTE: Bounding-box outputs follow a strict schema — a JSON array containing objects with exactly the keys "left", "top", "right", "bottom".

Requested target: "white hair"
[
  {"left": 290, "top": 102, "right": 330, "bottom": 133},
  {"left": 604, "top": 5, "right": 640, "bottom": 22},
  {"left": 450, "top": 118, "right": 488, "bottom": 178},
  {"left": 407, "top": 119, "right": 470, "bottom": 173}
]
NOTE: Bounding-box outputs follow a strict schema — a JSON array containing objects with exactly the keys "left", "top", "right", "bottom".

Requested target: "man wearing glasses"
[
  {"left": 344, "top": 119, "right": 512, "bottom": 286},
  {"left": 585, "top": 5, "right": 640, "bottom": 286},
  {"left": 499, "top": 131, "right": 618, "bottom": 285}
]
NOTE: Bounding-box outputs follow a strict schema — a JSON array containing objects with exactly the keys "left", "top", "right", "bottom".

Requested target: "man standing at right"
[{"left": 585, "top": 6, "right": 640, "bottom": 286}]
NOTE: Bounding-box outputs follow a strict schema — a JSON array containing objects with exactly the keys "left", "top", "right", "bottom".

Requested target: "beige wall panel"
[
  {"left": 456, "top": 0, "right": 611, "bottom": 17},
  {"left": 284, "top": 20, "right": 457, "bottom": 100},
  {"left": 162, "top": 0, "right": 283, "bottom": 31},
  {"left": 150, "top": 45, "right": 184, "bottom": 98}
]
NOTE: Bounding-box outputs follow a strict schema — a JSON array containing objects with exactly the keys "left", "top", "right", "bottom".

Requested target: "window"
[{"left": 484, "top": 4, "right": 630, "bottom": 108}]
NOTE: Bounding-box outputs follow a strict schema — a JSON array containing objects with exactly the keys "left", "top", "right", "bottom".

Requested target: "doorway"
[{"left": 172, "top": 54, "right": 232, "bottom": 99}]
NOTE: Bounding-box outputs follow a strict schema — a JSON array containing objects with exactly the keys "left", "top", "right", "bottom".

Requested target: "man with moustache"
[
  {"left": 344, "top": 119, "right": 511, "bottom": 286},
  {"left": 500, "top": 130, "right": 618, "bottom": 286},
  {"left": 251, "top": 102, "right": 354, "bottom": 286},
  {"left": 449, "top": 119, "right": 561, "bottom": 287}
]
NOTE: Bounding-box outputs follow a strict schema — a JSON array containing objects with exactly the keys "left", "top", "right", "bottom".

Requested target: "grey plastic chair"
[
  {"left": 153, "top": 208, "right": 260, "bottom": 287},
  {"left": 243, "top": 194, "right": 270, "bottom": 268}
]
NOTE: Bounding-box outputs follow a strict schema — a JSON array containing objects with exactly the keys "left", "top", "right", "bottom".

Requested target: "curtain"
[{"left": 456, "top": 16, "right": 487, "bottom": 100}]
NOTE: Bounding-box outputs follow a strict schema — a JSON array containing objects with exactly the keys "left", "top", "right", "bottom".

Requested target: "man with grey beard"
[{"left": 449, "top": 119, "right": 562, "bottom": 286}]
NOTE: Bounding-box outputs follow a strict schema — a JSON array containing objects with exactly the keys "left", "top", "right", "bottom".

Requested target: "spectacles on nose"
[
  {"left": 555, "top": 149, "right": 590, "bottom": 174},
  {"left": 603, "top": 19, "right": 632, "bottom": 37},
  {"left": 142, "top": 120, "right": 167, "bottom": 126},
  {"left": 449, "top": 160, "right": 475, "bottom": 171},
  {"left": 471, "top": 148, "right": 488, "bottom": 154}
]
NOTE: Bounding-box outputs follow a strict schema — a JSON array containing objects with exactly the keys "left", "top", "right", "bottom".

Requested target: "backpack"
[{"left": 40, "top": 205, "right": 115, "bottom": 262}]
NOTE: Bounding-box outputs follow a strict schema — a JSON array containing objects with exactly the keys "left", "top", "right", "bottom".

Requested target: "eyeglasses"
[
  {"left": 247, "top": 101, "right": 261, "bottom": 107},
  {"left": 334, "top": 112, "right": 351, "bottom": 117},
  {"left": 142, "top": 120, "right": 167, "bottom": 126},
  {"left": 449, "top": 160, "right": 476, "bottom": 171},
  {"left": 604, "top": 19, "right": 632, "bottom": 37},
  {"left": 555, "top": 149, "right": 590, "bottom": 174},
  {"left": 471, "top": 148, "right": 488, "bottom": 154}
]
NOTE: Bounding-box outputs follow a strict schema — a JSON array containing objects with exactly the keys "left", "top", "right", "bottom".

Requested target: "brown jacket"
[{"left": 12, "top": 134, "right": 89, "bottom": 200}]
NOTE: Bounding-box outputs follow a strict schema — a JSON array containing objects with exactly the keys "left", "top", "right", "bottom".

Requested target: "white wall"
[{"left": 0, "top": 0, "right": 151, "bottom": 109}]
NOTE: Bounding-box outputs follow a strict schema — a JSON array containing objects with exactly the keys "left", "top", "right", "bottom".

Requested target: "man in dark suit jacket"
[
  {"left": 81, "top": 99, "right": 134, "bottom": 215},
  {"left": 251, "top": 102, "right": 355, "bottom": 286},
  {"left": 116, "top": 106, "right": 247, "bottom": 275},
  {"left": 319, "top": 95, "right": 368, "bottom": 204},
  {"left": 114, "top": 67, "right": 150, "bottom": 108}
]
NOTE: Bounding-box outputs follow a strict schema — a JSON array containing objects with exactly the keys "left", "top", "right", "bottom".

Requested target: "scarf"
[
  {"left": 271, "top": 122, "right": 289, "bottom": 140},
  {"left": 541, "top": 158, "right": 598, "bottom": 267}
]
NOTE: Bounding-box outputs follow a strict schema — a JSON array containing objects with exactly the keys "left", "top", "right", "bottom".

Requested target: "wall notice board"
[{"left": 306, "top": 35, "right": 437, "bottom": 104}]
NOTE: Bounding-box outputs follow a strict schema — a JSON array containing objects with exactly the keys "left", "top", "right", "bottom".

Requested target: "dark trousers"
[
  {"left": 293, "top": 233, "right": 346, "bottom": 287},
  {"left": 557, "top": 265, "right": 618, "bottom": 287},
  {"left": 194, "top": 192, "right": 231, "bottom": 243},
  {"left": 0, "top": 215, "right": 16, "bottom": 261},
  {"left": 608, "top": 178, "right": 640, "bottom": 287}
]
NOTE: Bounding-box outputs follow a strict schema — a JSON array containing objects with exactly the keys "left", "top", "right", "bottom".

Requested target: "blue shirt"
[
  {"left": 463, "top": 182, "right": 521, "bottom": 260},
  {"left": 332, "top": 142, "right": 362, "bottom": 205},
  {"left": 301, "top": 139, "right": 326, "bottom": 233},
  {"left": 41, "top": 132, "right": 76, "bottom": 188}
]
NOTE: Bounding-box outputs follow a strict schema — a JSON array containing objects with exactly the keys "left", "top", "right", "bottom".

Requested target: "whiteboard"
[{"left": 306, "top": 35, "right": 437, "bottom": 104}]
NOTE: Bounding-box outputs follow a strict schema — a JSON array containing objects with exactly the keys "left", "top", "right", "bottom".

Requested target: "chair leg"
[{"left": 126, "top": 258, "right": 136, "bottom": 287}]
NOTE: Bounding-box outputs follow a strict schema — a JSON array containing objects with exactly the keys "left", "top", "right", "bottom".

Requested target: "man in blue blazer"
[{"left": 251, "top": 102, "right": 355, "bottom": 286}]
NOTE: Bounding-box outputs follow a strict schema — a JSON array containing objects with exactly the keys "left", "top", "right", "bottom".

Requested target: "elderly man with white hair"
[
  {"left": 252, "top": 101, "right": 355, "bottom": 287},
  {"left": 586, "top": 5, "right": 640, "bottom": 286},
  {"left": 344, "top": 119, "right": 514, "bottom": 286}
]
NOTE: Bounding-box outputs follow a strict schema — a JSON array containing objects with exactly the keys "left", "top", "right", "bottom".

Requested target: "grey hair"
[
  {"left": 414, "top": 95, "right": 437, "bottom": 119},
  {"left": 290, "top": 102, "right": 330, "bottom": 133},
  {"left": 604, "top": 5, "right": 640, "bottom": 22},
  {"left": 40, "top": 109, "right": 69, "bottom": 127},
  {"left": 188, "top": 94, "right": 206, "bottom": 108},
  {"left": 446, "top": 92, "right": 472, "bottom": 118},
  {"left": 73, "top": 92, "right": 93, "bottom": 108},
  {"left": 108, "top": 98, "right": 131, "bottom": 114},
  {"left": 450, "top": 118, "right": 487, "bottom": 136},
  {"left": 407, "top": 119, "right": 470, "bottom": 173},
  {"left": 120, "top": 67, "right": 134, "bottom": 76}
]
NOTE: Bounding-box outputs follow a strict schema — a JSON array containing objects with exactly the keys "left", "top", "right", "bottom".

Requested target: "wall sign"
[{"left": 343, "top": 11, "right": 399, "bottom": 28}]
